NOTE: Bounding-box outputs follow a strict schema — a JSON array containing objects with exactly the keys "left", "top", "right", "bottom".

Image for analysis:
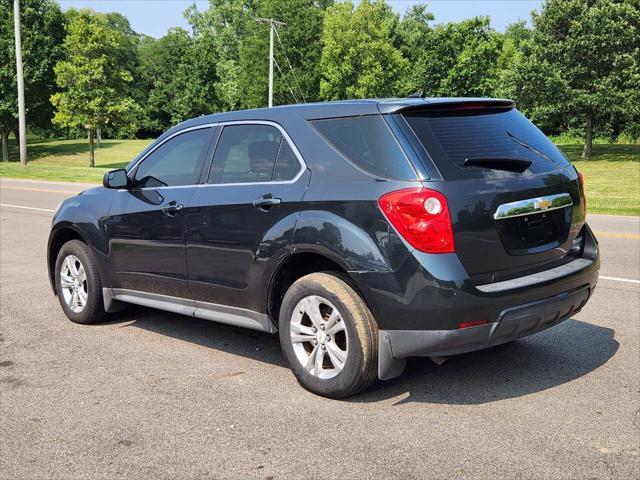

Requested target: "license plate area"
[{"left": 495, "top": 206, "right": 572, "bottom": 255}]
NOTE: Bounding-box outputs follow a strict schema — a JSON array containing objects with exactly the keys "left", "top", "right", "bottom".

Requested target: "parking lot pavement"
[{"left": 1, "top": 179, "right": 639, "bottom": 479}]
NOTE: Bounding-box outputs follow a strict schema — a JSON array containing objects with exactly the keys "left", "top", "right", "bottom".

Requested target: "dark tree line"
[{"left": 1, "top": 0, "right": 638, "bottom": 164}]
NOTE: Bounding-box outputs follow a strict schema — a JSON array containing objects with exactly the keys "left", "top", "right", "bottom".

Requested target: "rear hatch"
[{"left": 399, "top": 102, "right": 586, "bottom": 285}]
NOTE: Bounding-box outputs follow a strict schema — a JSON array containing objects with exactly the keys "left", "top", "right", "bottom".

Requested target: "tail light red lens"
[
  {"left": 378, "top": 188, "right": 455, "bottom": 254},
  {"left": 578, "top": 171, "right": 587, "bottom": 215},
  {"left": 458, "top": 319, "right": 488, "bottom": 329}
]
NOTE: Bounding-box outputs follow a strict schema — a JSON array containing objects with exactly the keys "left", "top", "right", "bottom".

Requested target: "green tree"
[
  {"left": 50, "top": 8, "right": 140, "bottom": 166},
  {"left": 319, "top": 0, "right": 408, "bottom": 100},
  {"left": 418, "top": 17, "right": 503, "bottom": 97},
  {"left": 238, "top": 0, "right": 330, "bottom": 108},
  {"left": 507, "top": 0, "right": 640, "bottom": 157},
  {"left": 397, "top": 4, "right": 434, "bottom": 94},
  {"left": 0, "top": 0, "right": 64, "bottom": 161},
  {"left": 138, "top": 28, "right": 192, "bottom": 132}
]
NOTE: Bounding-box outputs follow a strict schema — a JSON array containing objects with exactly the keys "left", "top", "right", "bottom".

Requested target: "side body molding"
[{"left": 104, "top": 288, "right": 277, "bottom": 333}]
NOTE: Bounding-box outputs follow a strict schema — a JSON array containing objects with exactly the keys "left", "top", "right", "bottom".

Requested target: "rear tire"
[
  {"left": 279, "top": 272, "right": 378, "bottom": 398},
  {"left": 55, "top": 240, "right": 107, "bottom": 325}
]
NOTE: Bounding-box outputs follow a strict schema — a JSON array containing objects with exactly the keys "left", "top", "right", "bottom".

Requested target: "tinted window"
[
  {"left": 312, "top": 115, "right": 416, "bottom": 180},
  {"left": 209, "top": 124, "right": 295, "bottom": 184},
  {"left": 273, "top": 142, "right": 300, "bottom": 181},
  {"left": 403, "top": 108, "right": 570, "bottom": 179},
  {"left": 133, "top": 128, "right": 212, "bottom": 188}
]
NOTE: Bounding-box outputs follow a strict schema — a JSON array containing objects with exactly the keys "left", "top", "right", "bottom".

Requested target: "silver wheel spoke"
[
  {"left": 77, "top": 287, "right": 88, "bottom": 305},
  {"left": 76, "top": 265, "right": 86, "bottom": 283},
  {"left": 291, "top": 334, "right": 315, "bottom": 344},
  {"left": 314, "top": 347, "right": 325, "bottom": 375},
  {"left": 325, "top": 309, "right": 340, "bottom": 330},
  {"left": 305, "top": 344, "right": 319, "bottom": 372},
  {"left": 326, "top": 342, "right": 347, "bottom": 370},
  {"left": 326, "top": 321, "right": 345, "bottom": 336},
  {"left": 303, "top": 296, "right": 324, "bottom": 329},
  {"left": 290, "top": 322, "right": 314, "bottom": 336}
]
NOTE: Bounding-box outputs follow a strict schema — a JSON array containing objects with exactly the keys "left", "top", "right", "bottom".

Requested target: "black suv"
[{"left": 48, "top": 98, "right": 599, "bottom": 398}]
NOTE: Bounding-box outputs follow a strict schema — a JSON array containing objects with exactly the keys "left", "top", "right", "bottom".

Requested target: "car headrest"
[{"left": 248, "top": 140, "right": 279, "bottom": 175}]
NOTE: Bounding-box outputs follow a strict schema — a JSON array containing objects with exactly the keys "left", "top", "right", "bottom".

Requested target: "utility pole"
[
  {"left": 13, "top": 0, "right": 27, "bottom": 165},
  {"left": 256, "top": 18, "right": 284, "bottom": 108}
]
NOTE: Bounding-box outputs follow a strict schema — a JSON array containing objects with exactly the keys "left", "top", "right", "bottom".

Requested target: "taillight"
[
  {"left": 578, "top": 171, "right": 587, "bottom": 215},
  {"left": 378, "top": 188, "right": 454, "bottom": 254}
]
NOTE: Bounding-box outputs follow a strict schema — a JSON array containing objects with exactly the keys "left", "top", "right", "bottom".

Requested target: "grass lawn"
[
  {"left": 0, "top": 137, "right": 638, "bottom": 215},
  {"left": 0, "top": 137, "right": 152, "bottom": 183}
]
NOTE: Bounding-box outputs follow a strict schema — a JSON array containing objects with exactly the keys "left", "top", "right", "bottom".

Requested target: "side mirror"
[{"left": 103, "top": 169, "right": 129, "bottom": 189}]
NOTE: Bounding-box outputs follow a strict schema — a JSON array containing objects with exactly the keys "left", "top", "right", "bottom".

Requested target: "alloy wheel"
[
  {"left": 60, "top": 254, "right": 88, "bottom": 313},
  {"left": 289, "top": 295, "right": 349, "bottom": 379}
]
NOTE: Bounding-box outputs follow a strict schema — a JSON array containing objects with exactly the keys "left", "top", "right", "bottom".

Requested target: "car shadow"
[
  {"left": 353, "top": 319, "right": 618, "bottom": 405},
  {"left": 102, "top": 305, "right": 285, "bottom": 367},
  {"left": 100, "top": 311, "right": 617, "bottom": 404}
]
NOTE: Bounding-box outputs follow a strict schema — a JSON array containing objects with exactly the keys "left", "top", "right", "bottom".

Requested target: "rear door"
[
  {"left": 106, "top": 127, "right": 215, "bottom": 297},
  {"left": 185, "top": 122, "right": 309, "bottom": 312},
  {"left": 400, "top": 104, "right": 586, "bottom": 285}
]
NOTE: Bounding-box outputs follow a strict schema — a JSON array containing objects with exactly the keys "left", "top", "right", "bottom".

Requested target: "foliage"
[
  {"left": 137, "top": 28, "right": 193, "bottom": 133},
  {"left": 319, "top": 0, "right": 408, "bottom": 99},
  {"left": 239, "top": 0, "right": 329, "bottom": 107},
  {"left": 503, "top": 0, "right": 640, "bottom": 157},
  {"left": 416, "top": 17, "right": 504, "bottom": 97},
  {"left": 50, "top": 8, "right": 140, "bottom": 166},
  {"left": 0, "top": 0, "right": 65, "bottom": 159}
]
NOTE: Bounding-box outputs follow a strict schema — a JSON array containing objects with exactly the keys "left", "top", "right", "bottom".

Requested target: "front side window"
[
  {"left": 208, "top": 124, "right": 301, "bottom": 184},
  {"left": 311, "top": 115, "right": 416, "bottom": 180},
  {"left": 133, "top": 128, "right": 213, "bottom": 188}
]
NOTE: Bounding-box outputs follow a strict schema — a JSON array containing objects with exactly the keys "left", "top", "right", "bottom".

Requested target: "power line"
[
  {"left": 273, "top": 57, "right": 300, "bottom": 104},
  {"left": 273, "top": 26, "right": 306, "bottom": 103}
]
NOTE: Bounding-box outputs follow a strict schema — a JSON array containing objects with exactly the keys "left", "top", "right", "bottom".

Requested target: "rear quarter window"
[
  {"left": 403, "top": 108, "right": 571, "bottom": 180},
  {"left": 312, "top": 115, "right": 417, "bottom": 180}
]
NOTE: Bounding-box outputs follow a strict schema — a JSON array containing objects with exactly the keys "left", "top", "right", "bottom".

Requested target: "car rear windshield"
[
  {"left": 312, "top": 115, "right": 417, "bottom": 180},
  {"left": 403, "top": 108, "right": 571, "bottom": 180}
]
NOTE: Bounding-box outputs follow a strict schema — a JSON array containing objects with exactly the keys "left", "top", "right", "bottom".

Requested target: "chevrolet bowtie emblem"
[{"left": 534, "top": 198, "right": 552, "bottom": 210}]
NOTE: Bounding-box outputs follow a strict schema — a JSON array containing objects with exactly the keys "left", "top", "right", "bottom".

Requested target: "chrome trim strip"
[
  {"left": 110, "top": 288, "right": 276, "bottom": 333},
  {"left": 475, "top": 257, "right": 593, "bottom": 293},
  {"left": 493, "top": 193, "right": 573, "bottom": 220},
  {"left": 125, "top": 120, "right": 307, "bottom": 189}
]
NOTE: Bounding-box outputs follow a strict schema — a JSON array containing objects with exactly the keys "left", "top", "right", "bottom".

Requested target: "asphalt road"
[{"left": 1, "top": 178, "right": 639, "bottom": 479}]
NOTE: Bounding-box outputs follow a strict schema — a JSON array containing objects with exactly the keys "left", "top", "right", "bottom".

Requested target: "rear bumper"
[{"left": 378, "top": 284, "right": 593, "bottom": 380}]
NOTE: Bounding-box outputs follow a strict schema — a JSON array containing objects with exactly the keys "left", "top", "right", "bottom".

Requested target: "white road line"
[
  {"left": 600, "top": 275, "right": 640, "bottom": 285},
  {"left": 0, "top": 203, "right": 55, "bottom": 213}
]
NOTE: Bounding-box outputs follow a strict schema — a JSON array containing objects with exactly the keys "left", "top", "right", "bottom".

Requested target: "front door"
[
  {"left": 106, "top": 127, "right": 216, "bottom": 298},
  {"left": 185, "top": 123, "right": 309, "bottom": 312}
]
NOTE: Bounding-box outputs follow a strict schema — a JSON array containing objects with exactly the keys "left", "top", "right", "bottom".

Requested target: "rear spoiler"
[{"left": 379, "top": 99, "right": 515, "bottom": 115}]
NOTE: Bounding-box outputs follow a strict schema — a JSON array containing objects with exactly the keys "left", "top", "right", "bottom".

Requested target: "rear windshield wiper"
[
  {"left": 506, "top": 130, "right": 559, "bottom": 165},
  {"left": 463, "top": 157, "right": 532, "bottom": 173}
]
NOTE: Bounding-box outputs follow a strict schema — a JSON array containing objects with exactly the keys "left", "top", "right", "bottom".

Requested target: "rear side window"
[
  {"left": 208, "top": 124, "right": 301, "bottom": 184},
  {"left": 312, "top": 115, "right": 416, "bottom": 180},
  {"left": 403, "top": 108, "right": 571, "bottom": 179}
]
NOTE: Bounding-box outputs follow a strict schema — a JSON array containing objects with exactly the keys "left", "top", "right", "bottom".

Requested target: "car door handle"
[
  {"left": 162, "top": 201, "right": 183, "bottom": 217},
  {"left": 253, "top": 194, "right": 282, "bottom": 211}
]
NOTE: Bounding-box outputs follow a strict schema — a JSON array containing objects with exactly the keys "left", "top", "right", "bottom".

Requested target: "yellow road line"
[
  {"left": 594, "top": 231, "right": 640, "bottom": 240},
  {"left": 0, "top": 185, "right": 79, "bottom": 195}
]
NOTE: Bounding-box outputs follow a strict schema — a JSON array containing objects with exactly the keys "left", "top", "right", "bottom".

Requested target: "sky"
[{"left": 57, "top": 0, "right": 544, "bottom": 38}]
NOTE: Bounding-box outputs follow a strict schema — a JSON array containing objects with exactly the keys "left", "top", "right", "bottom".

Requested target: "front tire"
[
  {"left": 279, "top": 272, "right": 378, "bottom": 398},
  {"left": 55, "top": 240, "right": 107, "bottom": 325}
]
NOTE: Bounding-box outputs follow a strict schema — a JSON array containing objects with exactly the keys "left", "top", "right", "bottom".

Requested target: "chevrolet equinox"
[{"left": 47, "top": 98, "right": 599, "bottom": 398}]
